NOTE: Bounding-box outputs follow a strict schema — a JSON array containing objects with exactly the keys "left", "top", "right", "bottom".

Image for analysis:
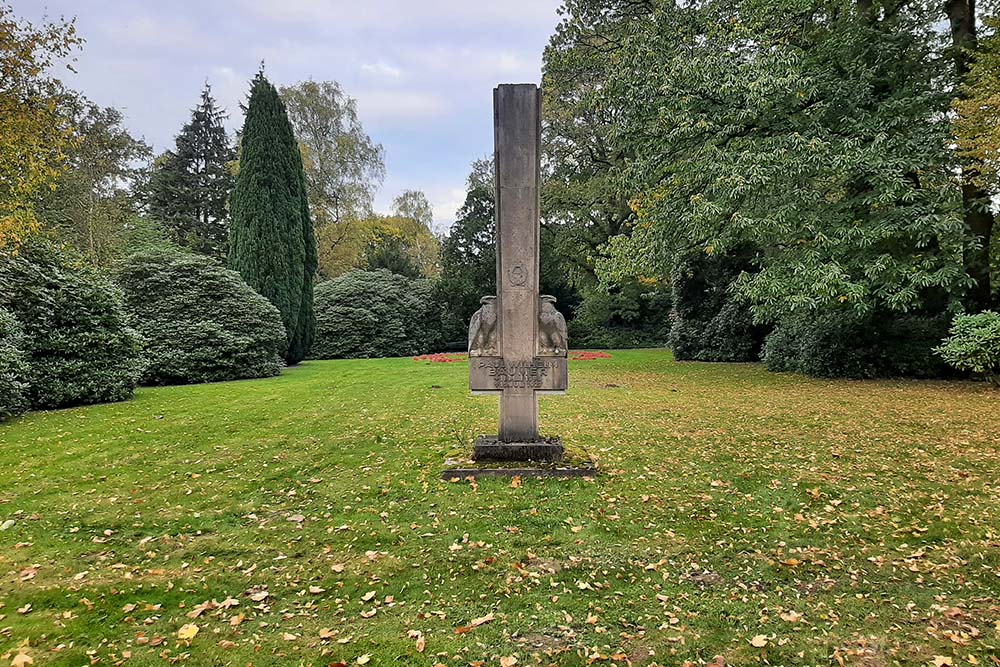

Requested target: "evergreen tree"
[
  {"left": 228, "top": 72, "right": 316, "bottom": 364},
  {"left": 148, "top": 83, "right": 235, "bottom": 257}
]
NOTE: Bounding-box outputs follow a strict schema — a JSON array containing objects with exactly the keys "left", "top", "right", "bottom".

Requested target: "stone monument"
[{"left": 467, "top": 83, "right": 568, "bottom": 462}]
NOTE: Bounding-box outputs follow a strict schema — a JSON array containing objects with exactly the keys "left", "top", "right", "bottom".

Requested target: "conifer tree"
[
  {"left": 228, "top": 71, "right": 316, "bottom": 364},
  {"left": 148, "top": 83, "right": 235, "bottom": 257}
]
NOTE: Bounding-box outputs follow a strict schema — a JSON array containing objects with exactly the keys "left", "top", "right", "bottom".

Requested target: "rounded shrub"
[
  {"left": 117, "top": 249, "right": 287, "bottom": 385},
  {"left": 312, "top": 270, "right": 442, "bottom": 359},
  {"left": 764, "top": 309, "right": 948, "bottom": 379},
  {"left": 0, "top": 307, "right": 28, "bottom": 421},
  {"left": 0, "top": 241, "right": 142, "bottom": 409},
  {"left": 935, "top": 311, "right": 1000, "bottom": 385}
]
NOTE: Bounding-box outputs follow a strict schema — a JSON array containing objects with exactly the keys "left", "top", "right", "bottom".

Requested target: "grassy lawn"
[{"left": 1, "top": 349, "right": 998, "bottom": 666}]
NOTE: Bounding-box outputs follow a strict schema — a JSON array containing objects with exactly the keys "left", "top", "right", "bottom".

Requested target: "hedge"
[
  {"left": 312, "top": 270, "right": 442, "bottom": 359},
  {"left": 117, "top": 249, "right": 287, "bottom": 385},
  {"left": 0, "top": 307, "right": 28, "bottom": 421},
  {"left": 0, "top": 242, "right": 142, "bottom": 409}
]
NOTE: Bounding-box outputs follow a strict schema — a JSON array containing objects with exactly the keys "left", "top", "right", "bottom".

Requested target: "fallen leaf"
[
  {"left": 932, "top": 658, "right": 954, "bottom": 667},
  {"left": 177, "top": 624, "right": 199, "bottom": 640},
  {"left": 500, "top": 657, "right": 517, "bottom": 667},
  {"left": 308, "top": 585, "right": 325, "bottom": 594},
  {"left": 780, "top": 610, "right": 803, "bottom": 623},
  {"left": 510, "top": 476, "right": 521, "bottom": 488},
  {"left": 319, "top": 628, "right": 335, "bottom": 639},
  {"left": 357, "top": 655, "right": 371, "bottom": 665},
  {"left": 282, "top": 632, "right": 297, "bottom": 641},
  {"left": 749, "top": 635, "right": 768, "bottom": 648},
  {"left": 361, "top": 590, "right": 376, "bottom": 602},
  {"left": 469, "top": 612, "right": 495, "bottom": 627},
  {"left": 11, "top": 653, "right": 33, "bottom": 667}
]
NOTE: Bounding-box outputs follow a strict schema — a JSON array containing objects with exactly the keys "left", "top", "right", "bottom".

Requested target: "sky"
[{"left": 13, "top": 0, "right": 565, "bottom": 231}]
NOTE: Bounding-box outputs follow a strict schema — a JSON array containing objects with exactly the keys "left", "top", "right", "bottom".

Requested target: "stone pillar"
[{"left": 494, "top": 84, "right": 541, "bottom": 443}]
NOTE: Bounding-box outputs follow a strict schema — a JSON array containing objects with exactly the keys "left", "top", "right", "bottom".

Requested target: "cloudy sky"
[{"left": 13, "top": 0, "right": 564, "bottom": 231}]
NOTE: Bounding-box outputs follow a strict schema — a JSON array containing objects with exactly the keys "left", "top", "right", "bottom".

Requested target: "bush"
[
  {"left": 0, "top": 241, "right": 142, "bottom": 409},
  {"left": 117, "top": 250, "right": 287, "bottom": 385},
  {"left": 0, "top": 307, "right": 28, "bottom": 421},
  {"left": 764, "top": 309, "right": 949, "bottom": 379},
  {"left": 670, "top": 249, "right": 769, "bottom": 361},
  {"left": 935, "top": 311, "right": 1000, "bottom": 385},
  {"left": 569, "top": 281, "right": 672, "bottom": 349},
  {"left": 312, "top": 270, "right": 443, "bottom": 359}
]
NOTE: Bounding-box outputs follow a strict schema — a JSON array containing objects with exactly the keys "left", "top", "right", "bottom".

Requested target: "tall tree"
[
  {"left": 279, "top": 80, "right": 385, "bottom": 278},
  {"left": 564, "top": 0, "right": 967, "bottom": 322},
  {"left": 36, "top": 97, "right": 152, "bottom": 266},
  {"left": 947, "top": 0, "right": 997, "bottom": 310},
  {"left": 0, "top": 4, "right": 81, "bottom": 249},
  {"left": 229, "top": 72, "right": 316, "bottom": 364},
  {"left": 391, "top": 189, "right": 434, "bottom": 229},
  {"left": 147, "top": 83, "right": 235, "bottom": 257}
]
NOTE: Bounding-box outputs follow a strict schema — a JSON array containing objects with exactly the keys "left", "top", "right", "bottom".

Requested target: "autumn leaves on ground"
[{"left": 1, "top": 350, "right": 998, "bottom": 667}]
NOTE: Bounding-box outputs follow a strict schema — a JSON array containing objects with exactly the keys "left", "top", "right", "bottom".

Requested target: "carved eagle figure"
[
  {"left": 468, "top": 295, "right": 498, "bottom": 356},
  {"left": 538, "top": 295, "right": 568, "bottom": 356}
]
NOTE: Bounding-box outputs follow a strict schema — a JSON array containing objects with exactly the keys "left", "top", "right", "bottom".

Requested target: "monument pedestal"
[{"left": 473, "top": 435, "right": 564, "bottom": 463}]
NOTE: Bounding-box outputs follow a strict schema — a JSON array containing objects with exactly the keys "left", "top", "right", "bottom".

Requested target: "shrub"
[
  {"left": 117, "top": 250, "right": 287, "bottom": 385},
  {"left": 0, "top": 307, "right": 28, "bottom": 421},
  {"left": 935, "top": 311, "right": 1000, "bottom": 385},
  {"left": 764, "top": 309, "right": 948, "bottom": 379},
  {"left": 312, "top": 270, "right": 443, "bottom": 359},
  {"left": 670, "top": 248, "right": 769, "bottom": 361},
  {"left": 0, "top": 241, "right": 142, "bottom": 409},
  {"left": 569, "top": 281, "right": 672, "bottom": 349}
]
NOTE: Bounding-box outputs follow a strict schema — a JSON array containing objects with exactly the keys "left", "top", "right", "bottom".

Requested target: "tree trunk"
[{"left": 947, "top": 0, "right": 996, "bottom": 311}]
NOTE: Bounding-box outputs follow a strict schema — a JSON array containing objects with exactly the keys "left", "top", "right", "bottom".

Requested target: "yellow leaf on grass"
[
  {"left": 11, "top": 653, "right": 33, "bottom": 667},
  {"left": 931, "top": 657, "right": 953, "bottom": 667},
  {"left": 357, "top": 655, "right": 371, "bottom": 665},
  {"left": 500, "top": 657, "right": 518, "bottom": 667},
  {"left": 177, "top": 624, "right": 199, "bottom": 640},
  {"left": 749, "top": 634, "right": 768, "bottom": 647}
]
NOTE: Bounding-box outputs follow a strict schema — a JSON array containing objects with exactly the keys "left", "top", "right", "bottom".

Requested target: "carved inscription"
[
  {"left": 479, "top": 358, "right": 559, "bottom": 389},
  {"left": 470, "top": 356, "right": 567, "bottom": 393}
]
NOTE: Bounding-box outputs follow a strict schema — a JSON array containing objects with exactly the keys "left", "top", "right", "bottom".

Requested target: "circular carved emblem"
[{"left": 507, "top": 261, "right": 527, "bottom": 287}]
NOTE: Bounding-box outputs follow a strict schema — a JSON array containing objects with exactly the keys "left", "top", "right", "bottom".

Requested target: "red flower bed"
[
  {"left": 413, "top": 353, "right": 469, "bottom": 363},
  {"left": 570, "top": 351, "right": 612, "bottom": 361}
]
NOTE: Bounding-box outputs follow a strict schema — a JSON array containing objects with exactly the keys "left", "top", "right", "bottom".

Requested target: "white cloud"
[{"left": 360, "top": 62, "right": 402, "bottom": 79}]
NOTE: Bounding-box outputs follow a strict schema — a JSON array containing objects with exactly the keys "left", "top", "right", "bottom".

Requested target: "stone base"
[{"left": 473, "top": 435, "right": 564, "bottom": 462}]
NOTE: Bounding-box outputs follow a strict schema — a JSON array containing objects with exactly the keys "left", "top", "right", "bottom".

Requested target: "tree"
[
  {"left": 392, "top": 189, "right": 433, "bottom": 229},
  {"left": 147, "top": 83, "right": 235, "bottom": 257},
  {"left": 229, "top": 72, "right": 316, "bottom": 364},
  {"left": 36, "top": 97, "right": 151, "bottom": 266},
  {"left": 279, "top": 80, "right": 385, "bottom": 277},
  {"left": 949, "top": 5, "right": 998, "bottom": 309},
  {"left": 955, "top": 19, "right": 1000, "bottom": 192},
  {"left": 573, "top": 0, "right": 968, "bottom": 323},
  {"left": 0, "top": 5, "right": 82, "bottom": 249},
  {"left": 437, "top": 159, "right": 575, "bottom": 342}
]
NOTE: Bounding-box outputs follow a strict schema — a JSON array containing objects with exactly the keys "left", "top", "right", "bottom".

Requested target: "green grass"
[{"left": 1, "top": 350, "right": 998, "bottom": 666}]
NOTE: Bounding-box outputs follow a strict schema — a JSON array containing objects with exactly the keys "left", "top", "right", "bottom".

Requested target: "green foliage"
[
  {"left": 0, "top": 307, "right": 28, "bottom": 421},
  {"left": 670, "top": 249, "right": 768, "bottom": 361},
  {"left": 391, "top": 189, "right": 434, "bottom": 229},
  {"left": 0, "top": 240, "right": 141, "bottom": 409},
  {"left": 229, "top": 72, "right": 316, "bottom": 364},
  {"left": 765, "top": 309, "right": 948, "bottom": 379},
  {"left": 312, "top": 270, "right": 442, "bottom": 359},
  {"left": 363, "top": 229, "right": 423, "bottom": 278},
  {"left": 117, "top": 249, "right": 286, "bottom": 386},
  {"left": 36, "top": 97, "right": 152, "bottom": 266},
  {"left": 549, "top": 0, "right": 975, "bottom": 323},
  {"left": 936, "top": 311, "right": 1000, "bottom": 385},
  {"left": 147, "top": 83, "right": 235, "bottom": 257},
  {"left": 437, "top": 159, "right": 577, "bottom": 344},
  {"left": 569, "top": 280, "right": 671, "bottom": 349}
]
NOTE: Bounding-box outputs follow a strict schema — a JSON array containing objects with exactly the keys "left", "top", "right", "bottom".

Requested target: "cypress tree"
[
  {"left": 229, "top": 72, "right": 316, "bottom": 364},
  {"left": 148, "top": 83, "right": 235, "bottom": 257}
]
